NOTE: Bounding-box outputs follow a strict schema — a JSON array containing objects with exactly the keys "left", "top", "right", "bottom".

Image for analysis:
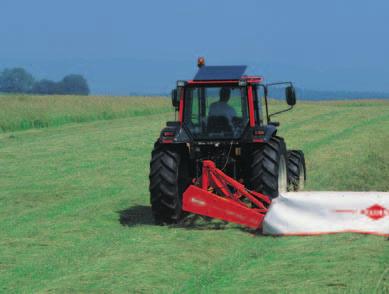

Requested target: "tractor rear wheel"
[
  {"left": 245, "top": 136, "right": 288, "bottom": 199},
  {"left": 287, "top": 150, "right": 306, "bottom": 191},
  {"left": 149, "top": 143, "right": 190, "bottom": 224}
]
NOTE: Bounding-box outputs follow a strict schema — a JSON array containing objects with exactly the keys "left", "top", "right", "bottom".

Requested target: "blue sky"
[{"left": 1, "top": 0, "right": 389, "bottom": 94}]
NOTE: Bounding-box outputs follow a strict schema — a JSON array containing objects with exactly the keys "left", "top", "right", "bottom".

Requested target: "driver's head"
[{"left": 219, "top": 87, "right": 231, "bottom": 102}]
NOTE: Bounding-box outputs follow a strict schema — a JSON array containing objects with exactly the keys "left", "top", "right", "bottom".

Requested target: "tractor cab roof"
[
  {"left": 194, "top": 65, "right": 247, "bottom": 81},
  {"left": 183, "top": 65, "right": 262, "bottom": 86}
]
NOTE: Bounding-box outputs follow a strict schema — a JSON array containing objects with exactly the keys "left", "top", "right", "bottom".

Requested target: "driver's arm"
[{"left": 228, "top": 106, "right": 237, "bottom": 120}]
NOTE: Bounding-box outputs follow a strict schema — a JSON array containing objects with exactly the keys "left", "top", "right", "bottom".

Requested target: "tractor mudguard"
[
  {"left": 159, "top": 122, "right": 191, "bottom": 144},
  {"left": 263, "top": 125, "right": 277, "bottom": 142}
]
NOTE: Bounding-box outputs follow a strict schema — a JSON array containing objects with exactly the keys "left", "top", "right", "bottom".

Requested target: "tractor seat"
[{"left": 207, "top": 116, "right": 232, "bottom": 134}]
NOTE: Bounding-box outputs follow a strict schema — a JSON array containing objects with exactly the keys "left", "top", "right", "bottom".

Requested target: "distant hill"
[
  {"left": 296, "top": 88, "right": 389, "bottom": 100},
  {"left": 154, "top": 88, "right": 389, "bottom": 100},
  {"left": 266, "top": 87, "right": 389, "bottom": 101}
]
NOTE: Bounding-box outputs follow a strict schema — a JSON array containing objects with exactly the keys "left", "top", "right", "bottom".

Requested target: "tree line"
[{"left": 0, "top": 68, "right": 90, "bottom": 95}]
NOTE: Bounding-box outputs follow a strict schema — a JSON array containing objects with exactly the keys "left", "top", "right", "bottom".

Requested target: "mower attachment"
[{"left": 182, "top": 160, "right": 271, "bottom": 229}]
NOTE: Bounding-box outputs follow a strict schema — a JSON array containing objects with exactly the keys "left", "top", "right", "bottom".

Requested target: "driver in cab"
[{"left": 208, "top": 87, "right": 237, "bottom": 123}]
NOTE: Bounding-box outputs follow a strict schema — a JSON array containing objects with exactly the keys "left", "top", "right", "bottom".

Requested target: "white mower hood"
[{"left": 263, "top": 192, "right": 389, "bottom": 237}]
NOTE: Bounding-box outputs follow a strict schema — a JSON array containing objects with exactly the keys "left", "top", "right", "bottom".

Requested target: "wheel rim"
[{"left": 278, "top": 156, "right": 287, "bottom": 193}]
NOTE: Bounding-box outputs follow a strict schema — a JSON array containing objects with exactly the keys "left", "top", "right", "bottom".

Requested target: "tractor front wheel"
[
  {"left": 245, "top": 136, "right": 288, "bottom": 199},
  {"left": 149, "top": 143, "right": 190, "bottom": 224},
  {"left": 287, "top": 150, "right": 306, "bottom": 191}
]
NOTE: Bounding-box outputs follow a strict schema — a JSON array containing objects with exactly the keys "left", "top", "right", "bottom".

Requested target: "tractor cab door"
[{"left": 252, "top": 86, "right": 267, "bottom": 126}]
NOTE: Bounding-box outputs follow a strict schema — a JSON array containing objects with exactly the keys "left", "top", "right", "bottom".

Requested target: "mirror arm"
[
  {"left": 269, "top": 105, "right": 294, "bottom": 120},
  {"left": 266, "top": 81, "right": 293, "bottom": 87},
  {"left": 257, "top": 84, "right": 270, "bottom": 122},
  {"left": 264, "top": 86, "right": 270, "bottom": 122},
  {"left": 266, "top": 81, "right": 296, "bottom": 120}
]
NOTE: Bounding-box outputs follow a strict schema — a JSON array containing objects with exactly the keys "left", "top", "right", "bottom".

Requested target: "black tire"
[
  {"left": 245, "top": 136, "right": 288, "bottom": 199},
  {"left": 149, "top": 143, "right": 190, "bottom": 224},
  {"left": 287, "top": 150, "right": 306, "bottom": 191}
]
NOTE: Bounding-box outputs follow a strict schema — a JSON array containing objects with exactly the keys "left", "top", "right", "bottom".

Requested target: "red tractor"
[{"left": 149, "top": 58, "right": 306, "bottom": 228}]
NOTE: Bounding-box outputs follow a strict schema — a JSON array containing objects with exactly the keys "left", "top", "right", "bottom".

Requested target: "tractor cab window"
[
  {"left": 254, "top": 86, "right": 266, "bottom": 125},
  {"left": 184, "top": 86, "right": 248, "bottom": 139}
]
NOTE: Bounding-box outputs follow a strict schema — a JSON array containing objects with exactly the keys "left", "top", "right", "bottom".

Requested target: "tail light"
[
  {"left": 253, "top": 130, "right": 264, "bottom": 143},
  {"left": 161, "top": 131, "right": 176, "bottom": 144}
]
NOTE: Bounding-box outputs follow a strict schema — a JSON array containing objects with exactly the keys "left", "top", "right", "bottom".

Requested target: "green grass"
[
  {"left": 0, "top": 94, "right": 171, "bottom": 132},
  {"left": 0, "top": 96, "right": 388, "bottom": 293}
]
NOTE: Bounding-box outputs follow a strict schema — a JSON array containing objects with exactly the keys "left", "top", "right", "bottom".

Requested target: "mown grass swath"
[{"left": 0, "top": 95, "right": 388, "bottom": 292}]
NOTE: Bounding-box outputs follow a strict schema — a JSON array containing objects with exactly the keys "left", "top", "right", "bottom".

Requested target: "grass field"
[
  {"left": 0, "top": 95, "right": 388, "bottom": 293},
  {"left": 0, "top": 94, "right": 170, "bottom": 132}
]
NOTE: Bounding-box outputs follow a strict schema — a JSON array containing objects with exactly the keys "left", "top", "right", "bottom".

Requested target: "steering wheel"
[{"left": 232, "top": 117, "right": 243, "bottom": 128}]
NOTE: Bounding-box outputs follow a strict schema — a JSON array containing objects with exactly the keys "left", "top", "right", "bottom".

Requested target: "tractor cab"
[
  {"left": 169, "top": 60, "right": 296, "bottom": 143},
  {"left": 184, "top": 81, "right": 250, "bottom": 140}
]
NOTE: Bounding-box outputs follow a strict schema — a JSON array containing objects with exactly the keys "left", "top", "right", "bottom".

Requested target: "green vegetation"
[
  {"left": 0, "top": 68, "right": 90, "bottom": 95},
  {"left": 0, "top": 94, "right": 170, "bottom": 132},
  {"left": 0, "top": 96, "right": 388, "bottom": 292}
]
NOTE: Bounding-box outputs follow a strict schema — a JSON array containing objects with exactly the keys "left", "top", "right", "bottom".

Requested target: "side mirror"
[
  {"left": 285, "top": 86, "right": 296, "bottom": 106},
  {"left": 171, "top": 89, "right": 179, "bottom": 108}
]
